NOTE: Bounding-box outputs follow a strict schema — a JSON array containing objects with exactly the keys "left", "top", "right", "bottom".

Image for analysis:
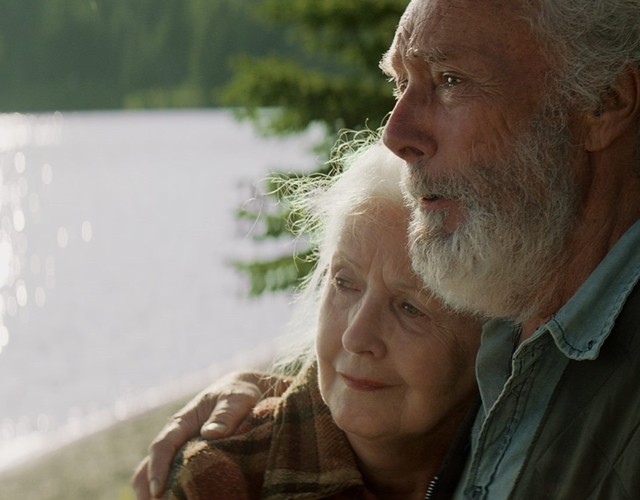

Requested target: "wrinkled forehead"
[
  {"left": 337, "top": 204, "right": 427, "bottom": 285},
  {"left": 341, "top": 199, "right": 410, "bottom": 243},
  {"left": 336, "top": 201, "right": 411, "bottom": 262},
  {"left": 400, "top": 0, "right": 533, "bottom": 28},
  {"left": 384, "top": 0, "right": 540, "bottom": 70}
]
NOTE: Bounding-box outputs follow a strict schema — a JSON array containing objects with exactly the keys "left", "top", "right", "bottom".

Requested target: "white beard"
[{"left": 405, "top": 104, "right": 580, "bottom": 322}]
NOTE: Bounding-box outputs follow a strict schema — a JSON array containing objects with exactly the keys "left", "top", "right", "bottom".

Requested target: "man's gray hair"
[
  {"left": 529, "top": 0, "right": 640, "bottom": 110},
  {"left": 527, "top": 0, "right": 640, "bottom": 169}
]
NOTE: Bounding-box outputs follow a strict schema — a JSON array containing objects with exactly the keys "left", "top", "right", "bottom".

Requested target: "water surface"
[{"left": 0, "top": 110, "right": 321, "bottom": 469}]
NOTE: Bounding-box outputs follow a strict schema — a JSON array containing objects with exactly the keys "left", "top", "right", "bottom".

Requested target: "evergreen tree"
[
  {"left": 0, "top": 0, "right": 300, "bottom": 111},
  {"left": 0, "top": 0, "right": 407, "bottom": 294},
  {"left": 225, "top": 0, "right": 406, "bottom": 295}
]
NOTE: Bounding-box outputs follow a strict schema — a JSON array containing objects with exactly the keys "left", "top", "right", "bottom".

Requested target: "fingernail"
[
  {"left": 203, "top": 422, "right": 227, "bottom": 434},
  {"left": 150, "top": 478, "right": 160, "bottom": 498}
]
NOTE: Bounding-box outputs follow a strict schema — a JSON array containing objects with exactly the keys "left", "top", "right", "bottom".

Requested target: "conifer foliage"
[{"left": 226, "top": 0, "right": 406, "bottom": 295}]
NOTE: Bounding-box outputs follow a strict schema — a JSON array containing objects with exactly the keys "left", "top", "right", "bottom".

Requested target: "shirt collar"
[{"left": 542, "top": 219, "right": 640, "bottom": 360}]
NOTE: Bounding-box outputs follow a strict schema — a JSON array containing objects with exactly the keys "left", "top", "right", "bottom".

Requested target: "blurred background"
[{"left": 0, "top": 1, "right": 405, "bottom": 498}]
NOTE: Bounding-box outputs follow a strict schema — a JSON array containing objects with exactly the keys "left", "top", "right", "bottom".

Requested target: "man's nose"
[{"left": 383, "top": 90, "right": 437, "bottom": 164}]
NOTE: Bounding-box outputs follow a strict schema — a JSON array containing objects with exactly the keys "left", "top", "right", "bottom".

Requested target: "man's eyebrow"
[
  {"left": 403, "top": 46, "right": 450, "bottom": 64},
  {"left": 379, "top": 45, "right": 451, "bottom": 77},
  {"left": 422, "top": 47, "right": 448, "bottom": 63},
  {"left": 379, "top": 50, "right": 398, "bottom": 77}
]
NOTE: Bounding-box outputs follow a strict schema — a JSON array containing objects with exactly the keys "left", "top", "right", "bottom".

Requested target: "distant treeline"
[
  {"left": 0, "top": 0, "right": 408, "bottom": 295},
  {"left": 0, "top": 0, "right": 301, "bottom": 112}
]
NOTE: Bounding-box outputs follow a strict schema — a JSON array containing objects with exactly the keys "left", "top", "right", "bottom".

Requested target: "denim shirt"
[{"left": 455, "top": 219, "right": 640, "bottom": 499}]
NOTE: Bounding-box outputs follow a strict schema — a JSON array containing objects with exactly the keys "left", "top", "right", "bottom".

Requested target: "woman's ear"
[{"left": 583, "top": 65, "right": 640, "bottom": 152}]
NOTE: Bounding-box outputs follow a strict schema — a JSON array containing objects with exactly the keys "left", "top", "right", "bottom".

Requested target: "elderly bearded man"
[
  {"left": 380, "top": 0, "right": 640, "bottom": 497},
  {"left": 133, "top": 1, "right": 640, "bottom": 498}
]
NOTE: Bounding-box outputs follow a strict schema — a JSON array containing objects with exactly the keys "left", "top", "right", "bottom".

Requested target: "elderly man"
[
  {"left": 133, "top": 0, "right": 640, "bottom": 498},
  {"left": 380, "top": 0, "right": 640, "bottom": 497}
]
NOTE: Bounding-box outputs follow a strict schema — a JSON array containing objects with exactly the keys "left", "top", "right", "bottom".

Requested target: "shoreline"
[
  {"left": 0, "top": 394, "right": 189, "bottom": 500},
  {"left": 0, "top": 343, "right": 277, "bottom": 479}
]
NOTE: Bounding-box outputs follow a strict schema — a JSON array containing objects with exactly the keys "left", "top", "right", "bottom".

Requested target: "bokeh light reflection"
[
  {"left": 0, "top": 112, "right": 63, "bottom": 355},
  {"left": 81, "top": 221, "right": 93, "bottom": 243},
  {"left": 0, "top": 240, "right": 13, "bottom": 288},
  {"left": 56, "top": 227, "right": 68, "bottom": 249},
  {"left": 34, "top": 287, "right": 46, "bottom": 308},
  {"left": 15, "top": 280, "right": 28, "bottom": 308},
  {"left": 0, "top": 325, "right": 8, "bottom": 355},
  {"left": 41, "top": 163, "right": 53, "bottom": 185}
]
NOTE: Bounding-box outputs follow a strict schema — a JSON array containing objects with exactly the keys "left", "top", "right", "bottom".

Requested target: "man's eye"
[
  {"left": 390, "top": 77, "right": 408, "bottom": 98},
  {"left": 443, "top": 74, "right": 462, "bottom": 86}
]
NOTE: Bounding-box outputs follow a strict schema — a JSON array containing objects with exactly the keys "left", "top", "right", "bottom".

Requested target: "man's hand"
[{"left": 131, "top": 371, "right": 290, "bottom": 500}]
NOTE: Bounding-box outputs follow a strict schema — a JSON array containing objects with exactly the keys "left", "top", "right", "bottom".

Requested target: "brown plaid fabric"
[{"left": 165, "top": 364, "right": 373, "bottom": 499}]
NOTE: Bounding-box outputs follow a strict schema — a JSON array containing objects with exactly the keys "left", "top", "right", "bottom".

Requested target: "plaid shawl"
[{"left": 165, "top": 364, "right": 373, "bottom": 499}]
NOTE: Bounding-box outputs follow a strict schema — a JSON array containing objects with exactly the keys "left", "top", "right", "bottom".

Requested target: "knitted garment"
[{"left": 165, "top": 365, "right": 373, "bottom": 500}]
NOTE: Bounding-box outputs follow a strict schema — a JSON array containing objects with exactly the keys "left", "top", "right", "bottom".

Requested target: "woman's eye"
[
  {"left": 334, "top": 276, "right": 355, "bottom": 291},
  {"left": 401, "top": 301, "right": 425, "bottom": 317}
]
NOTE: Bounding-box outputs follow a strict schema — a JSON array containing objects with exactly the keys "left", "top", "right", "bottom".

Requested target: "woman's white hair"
[{"left": 271, "top": 132, "right": 406, "bottom": 374}]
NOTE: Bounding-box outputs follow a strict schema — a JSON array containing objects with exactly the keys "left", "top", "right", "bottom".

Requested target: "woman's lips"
[{"left": 340, "top": 373, "right": 390, "bottom": 391}]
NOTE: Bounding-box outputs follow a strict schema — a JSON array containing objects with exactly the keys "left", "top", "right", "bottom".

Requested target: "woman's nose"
[{"left": 341, "top": 298, "right": 387, "bottom": 358}]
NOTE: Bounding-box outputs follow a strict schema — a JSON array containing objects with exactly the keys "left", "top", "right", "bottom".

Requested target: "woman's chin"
[{"left": 333, "top": 412, "right": 390, "bottom": 441}]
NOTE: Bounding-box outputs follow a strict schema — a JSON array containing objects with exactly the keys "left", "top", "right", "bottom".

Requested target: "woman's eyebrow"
[{"left": 330, "top": 251, "right": 360, "bottom": 271}]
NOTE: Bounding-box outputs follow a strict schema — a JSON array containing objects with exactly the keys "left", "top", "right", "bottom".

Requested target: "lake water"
[{"left": 0, "top": 110, "right": 322, "bottom": 471}]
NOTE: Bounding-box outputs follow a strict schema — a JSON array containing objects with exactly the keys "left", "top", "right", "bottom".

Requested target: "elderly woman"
[{"left": 158, "top": 142, "right": 481, "bottom": 500}]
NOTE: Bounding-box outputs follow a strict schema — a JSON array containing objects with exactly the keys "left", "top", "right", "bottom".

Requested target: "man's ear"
[{"left": 583, "top": 65, "right": 640, "bottom": 152}]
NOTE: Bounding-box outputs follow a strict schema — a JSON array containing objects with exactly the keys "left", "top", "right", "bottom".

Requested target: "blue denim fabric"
[{"left": 455, "top": 220, "right": 640, "bottom": 499}]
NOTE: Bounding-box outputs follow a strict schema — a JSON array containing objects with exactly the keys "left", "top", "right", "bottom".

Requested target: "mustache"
[{"left": 401, "top": 163, "right": 492, "bottom": 212}]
